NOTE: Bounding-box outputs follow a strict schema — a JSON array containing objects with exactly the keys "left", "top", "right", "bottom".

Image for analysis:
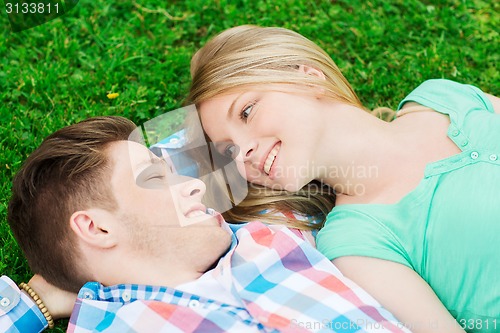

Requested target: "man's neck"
[{"left": 87, "top": 249, "right": 222, "bottom": 288}]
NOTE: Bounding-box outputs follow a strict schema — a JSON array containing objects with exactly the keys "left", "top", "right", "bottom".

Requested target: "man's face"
[{"left": 104, "top": 140, "right": 232, "bottom": 270}]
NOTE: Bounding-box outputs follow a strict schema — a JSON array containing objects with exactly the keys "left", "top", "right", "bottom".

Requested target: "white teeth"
[
  {"left": 186, "top": 210, "right": 206, "bottom": 218},
  {"left": 264, "top": 143, "right": 281, "bottom": 175}
]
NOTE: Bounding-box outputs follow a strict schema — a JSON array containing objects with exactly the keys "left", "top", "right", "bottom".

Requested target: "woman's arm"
[{"left": 333, "top": 256, "right": 465, "bottom": 333}]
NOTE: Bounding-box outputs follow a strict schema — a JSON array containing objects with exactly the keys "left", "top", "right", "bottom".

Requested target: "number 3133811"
[{"left": 5, "top": 2, "right": 59, "bottom": 14}]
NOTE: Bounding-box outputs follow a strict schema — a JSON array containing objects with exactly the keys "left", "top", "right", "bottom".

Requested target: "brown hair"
[{"left": 8, "top": 116, "right": 137, "bottom": 292}]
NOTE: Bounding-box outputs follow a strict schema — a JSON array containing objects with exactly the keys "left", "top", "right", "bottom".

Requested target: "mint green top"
[{"left": 317, "top": 79, "right": 500, "bottom": 332}]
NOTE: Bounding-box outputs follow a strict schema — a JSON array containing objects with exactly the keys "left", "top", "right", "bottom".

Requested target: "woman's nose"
[{"left": 242, "top": 140, "right": 258, "bottom": 162}]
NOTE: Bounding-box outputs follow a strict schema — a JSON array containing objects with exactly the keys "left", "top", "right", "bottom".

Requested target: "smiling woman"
[
  {"left": 187, "top": 25, "right": 500, "bottom": 332},
  {"left": 200, "top": 87, "right": 333, "bottom": 191}
]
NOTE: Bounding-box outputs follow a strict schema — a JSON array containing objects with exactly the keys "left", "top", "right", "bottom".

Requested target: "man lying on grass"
[{"left": 2, "top": 116, "right": 408, "bottom": 332}]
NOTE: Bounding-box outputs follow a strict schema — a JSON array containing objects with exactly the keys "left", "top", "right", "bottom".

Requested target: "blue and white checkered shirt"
[{"left": 1, "top": 222, "right": 409, "bottom": 332}]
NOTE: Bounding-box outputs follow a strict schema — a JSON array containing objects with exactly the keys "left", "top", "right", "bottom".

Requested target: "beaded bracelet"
[{"left": 18, "top": 282, "right": 55, "bottom": 329}]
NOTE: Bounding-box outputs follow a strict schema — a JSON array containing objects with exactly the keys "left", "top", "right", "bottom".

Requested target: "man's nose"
[{"left": 181, "top": 177, "right": 207, "bottom": 198}]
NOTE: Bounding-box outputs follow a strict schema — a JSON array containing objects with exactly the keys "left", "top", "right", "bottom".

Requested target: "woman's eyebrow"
[{"left": 227, "top": 92, "right": 246, "bottom": 119}]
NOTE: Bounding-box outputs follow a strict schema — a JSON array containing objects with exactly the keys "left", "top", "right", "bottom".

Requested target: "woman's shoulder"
[
  {"left": 317, "top": 206, "right": 414, "bottom": 267},
  {"left": 398, "top": 79, "right": 494, "bottom": 116}
]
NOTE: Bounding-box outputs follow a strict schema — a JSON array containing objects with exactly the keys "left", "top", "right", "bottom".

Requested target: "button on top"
[
  {"left": 188, "top": 299, "right": 201, "bottom": 308},
  {"left": 122, "top": 291, "right": 131, "bottom": 302},
  {"left": 0, "top": 297, "right": 10, "bottom": 307},
  {"left": 489, "top": 154, "right": 498, "bottom": 161},
  {"left": 451, "top": 130, "right": 460, "bottom": 137},
  {"left": 82, "top": 291, "right": 94, "bottom": 300},
  {"left": 470, "top": 152, "right": 479, "bottom": 159}
]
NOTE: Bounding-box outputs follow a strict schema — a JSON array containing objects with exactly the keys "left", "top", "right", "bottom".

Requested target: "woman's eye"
[
  {"left": 240, "top": 102, "right": 255, "bottom": 121},
  {"left": 224, "top": 144, "right": 237, "bottom": 158}
]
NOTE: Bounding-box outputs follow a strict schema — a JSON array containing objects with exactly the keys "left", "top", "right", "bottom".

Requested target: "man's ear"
[
  {"left": 70, "top": 210, "right": 117, "bottom": 249},
  {"left": 297, "top": 64, "right": 326, "bottom": 80}
]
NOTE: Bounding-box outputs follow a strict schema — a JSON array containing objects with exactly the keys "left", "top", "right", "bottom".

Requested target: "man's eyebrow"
[
  {"left": 227, "top": 92, "right": 246, "bottom": 120},
  {"left": 135, "top": 154, "right": 166, "bottom": 172}
]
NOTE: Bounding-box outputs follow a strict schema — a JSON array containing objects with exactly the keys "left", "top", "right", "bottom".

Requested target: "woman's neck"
[{"left": 313, "top": 103, "right": 422, "bottom": 202}]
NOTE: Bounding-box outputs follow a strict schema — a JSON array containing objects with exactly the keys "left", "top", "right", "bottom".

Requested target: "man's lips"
[{"left": 185, "top": 204, "right": 207, "bottom": 218}]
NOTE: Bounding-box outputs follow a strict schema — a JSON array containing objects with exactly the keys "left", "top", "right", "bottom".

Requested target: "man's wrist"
[{"left": 19, "top": 282, "right": 55, "bottom": 328}]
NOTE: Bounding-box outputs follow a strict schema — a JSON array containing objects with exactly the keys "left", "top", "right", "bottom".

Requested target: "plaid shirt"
[
  {"left": 1, "top": 222, "right": 409, "bottom": 332},
  {"left": 0, "top": 275, "right": 46, "bottom": 333}
]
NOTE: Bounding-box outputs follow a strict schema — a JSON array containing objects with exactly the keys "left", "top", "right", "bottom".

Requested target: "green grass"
[{"left": 0, "top": 0, "right": 498, "bottom": 331}]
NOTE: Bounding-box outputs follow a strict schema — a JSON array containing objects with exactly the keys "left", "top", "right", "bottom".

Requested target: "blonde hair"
[
  {"left": 187, "top": 25, "right": 366, "bottom": 229},
  {"left": 187, "top": 25, "right": 363, "bottom": 108},
  {"left": 223, "top": 182, "right": 335, "bottom": 230}
]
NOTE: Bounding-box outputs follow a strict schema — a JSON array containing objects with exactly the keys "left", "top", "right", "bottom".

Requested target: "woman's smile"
[{"left": 263, "top": 141, "right": 281, "bottom": 177}]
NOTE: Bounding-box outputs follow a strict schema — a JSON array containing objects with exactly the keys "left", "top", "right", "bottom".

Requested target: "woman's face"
[{"left": 199, "top": 87, "right": 327, "bottom": 192}]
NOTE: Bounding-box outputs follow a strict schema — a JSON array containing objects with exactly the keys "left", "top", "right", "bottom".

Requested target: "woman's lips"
[{"left": 264, "top": 142, "right": 281, "bottom": 175}]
